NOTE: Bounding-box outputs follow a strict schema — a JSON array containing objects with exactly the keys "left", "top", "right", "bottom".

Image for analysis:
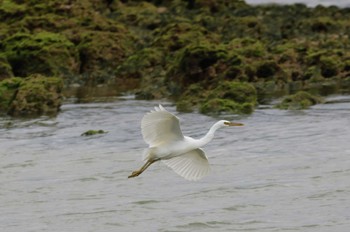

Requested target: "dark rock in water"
[{"left": 81, "top": 130, "right": 108, "bottom": 136}]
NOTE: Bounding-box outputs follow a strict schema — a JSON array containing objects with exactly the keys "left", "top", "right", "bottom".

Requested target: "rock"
[
  {"left": 4, "top": 32, "right": 79, "bottom": 77},
  {"left": 0, "top": 77, "right": 22, "bottom": 113},
  {"left": 6, "top": 74, "right": 63, "bottom": 116},
  {"left": 276, "top": 91, "right": 323, "bottom": 110},
  {"left": 0, "top": 54, "right": 14, "bottom": 80},
  {"left": 81, "top": 130, "right": 107, "bottom": 136},
  {"left": 76, "top": 29, "right": 136, "bottom": 84},
  {"left": 200, "top": 98, "right": 254, "bottom": 114},
  {"left": 200, "top": 81, "right": 257, "bottom": 114}
]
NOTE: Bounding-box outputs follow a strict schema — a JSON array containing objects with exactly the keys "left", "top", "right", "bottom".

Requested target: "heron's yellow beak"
[{"left": 224, "top": 122, "right": 244, "bottom": 126}]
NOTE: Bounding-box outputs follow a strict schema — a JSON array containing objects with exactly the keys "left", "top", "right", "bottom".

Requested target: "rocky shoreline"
[{"left": 1, "top": 0, "right": 350, "bottom": 116}]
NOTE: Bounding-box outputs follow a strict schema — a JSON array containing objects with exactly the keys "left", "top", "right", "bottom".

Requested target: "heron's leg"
[{"left": 128, "top": 159, "right": 159, "bottom": 178}]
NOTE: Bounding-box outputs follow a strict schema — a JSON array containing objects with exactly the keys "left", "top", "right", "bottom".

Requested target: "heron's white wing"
[
  {"left": 141, "top": 105, "right": 184, "bottom": 146},
  {"left": 162, "top": 148, "right": 210, "bottom": 181}
]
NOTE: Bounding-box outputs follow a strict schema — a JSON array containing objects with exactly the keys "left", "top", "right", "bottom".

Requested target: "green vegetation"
[
  {"left": 81, "top": 130, "right": 108, "bottom": 136},
  {"left": 276, "top": 91, "right": 323, "bottom": 110},
  {"left": 0, "top": 74, "right": 63, "bottom": 116},
  {"left": 1, "top": 0, "right": 350, "bottom": 116}
]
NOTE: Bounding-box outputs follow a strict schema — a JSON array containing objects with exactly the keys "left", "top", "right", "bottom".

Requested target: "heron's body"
[
  {"left": 128, "top": 104, "right": 243, "bottom": 181},
  {"left": 144, "top": 136, "right": 199, "bottom": 161}
]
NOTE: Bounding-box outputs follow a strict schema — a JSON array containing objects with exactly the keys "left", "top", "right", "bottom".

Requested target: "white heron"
[{"left": 128, "top": 104, "right": 243, "bottom": 181}]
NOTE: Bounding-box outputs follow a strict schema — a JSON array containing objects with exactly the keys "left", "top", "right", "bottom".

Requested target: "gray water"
[
  {"left": 246, "top": 0, "right": 350, "bottom": 7},
  {"left": 1, "top": 96, "right": 350, "bottom": 232}
]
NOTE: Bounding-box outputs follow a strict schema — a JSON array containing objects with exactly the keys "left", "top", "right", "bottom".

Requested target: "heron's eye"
[{"left": 224, "top": 122, "right": 230, "bottom": 125}]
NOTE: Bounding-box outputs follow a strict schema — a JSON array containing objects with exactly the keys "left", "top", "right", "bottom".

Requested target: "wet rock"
[
  {"left": 0, "top": 54, "right": 14, "bottom": 80},
  {"left": 7, "top": 74, "right": 63, "bottom": 117},
  {"left": 0, "top": 77, "right": 22, "bottom": 113},
  {"left": 199, "top": 81, "right": 257, "bottom": 114},
  {"left": 81, "top": 130, "right": 107, "bottom": 136},
  {"left": 276, "top": 91, "right": 323, "bottom": 110},
  {"left": 4, "top": 32, "right": 79, "bottom": 77}
]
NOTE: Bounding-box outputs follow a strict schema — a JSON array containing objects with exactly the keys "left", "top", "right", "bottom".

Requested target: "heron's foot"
[{"left": 128, "top": 170, "right": 142, "bottom": 178}]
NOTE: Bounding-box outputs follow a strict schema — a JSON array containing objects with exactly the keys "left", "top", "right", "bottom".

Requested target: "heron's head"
[{"left": 222, "top": 120, "right": 244, "bottom": 127}]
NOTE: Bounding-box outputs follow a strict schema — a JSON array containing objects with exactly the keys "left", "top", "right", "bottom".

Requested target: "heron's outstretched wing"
[
  {"left": 141, "top": 104, "right": 184, "bottom": 146},
  {"left": 162, "top": 148, "right": 210, "bottom": 181}
]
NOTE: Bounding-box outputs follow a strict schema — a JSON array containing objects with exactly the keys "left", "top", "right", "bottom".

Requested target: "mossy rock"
[
  {"left": 77, "top": 30, "right": 136, "bottom": 84},
  {"left": 200, "top": 98, "right": 254, "bottom": 114},
  {"left": 0, "top": 0, "right": 27, "bottom": 23},
  {"left": 116, "top": 47, "right": 164, "bottom": 80},
  {"left": 200, "top": 81, "right": 257, "bottom": 114},
  {"left": 255, "top": 60, "right": 279, "bottom": 79},
  {"left": 114, "top": 2, "right": 166, "bottom": 29},
  {"left": 276, "top": 91, "right": 323, "bottom": 110},
  {"left": 175, "top": 84, "right": 208, "bottom": 112},
  {"left": 0, "top": 77, "right": 22, "bottom": 113},
  {"left": 168, "top": 41, "right": 228, "bottom": 93},
  {"left": 81, "top": 130, "right": 108, "bottom": 136},
  {"left": 0, "top": 54, "right": 14, "bottom": 80},
  {"left": 210, "top": 81, "right": 257, "bottom": 104},
  {"left": 227, "top": 38, "right": 266, "bottom": 58},
  {"left": 153, "top": 22, "right": 216, "bottom": 52},
  {"left": 4, "top": 32, "right": 79, "bottom": 77},
  {"left": 188, "top": 0, "right": 248, "bottom": 12},
  {"left": 7, "top": 74, "right": 63, "bottom": 117},
  {"left": 319, "top": 56, "right": 340, "bottom": 78},
  {"left": 17, "top": 14, "right": 78, "bottom": 33}
]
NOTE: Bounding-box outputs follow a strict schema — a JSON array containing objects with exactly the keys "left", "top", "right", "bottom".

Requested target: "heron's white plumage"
[
  {"left": 141, "top": 105, "right": 184, "bottom": 147},
  {"left": 162, "top": 148, "right": 210, "bottom": 181},
  {"left": 129, "top": 104, "right": 243, "bottom": 181}
]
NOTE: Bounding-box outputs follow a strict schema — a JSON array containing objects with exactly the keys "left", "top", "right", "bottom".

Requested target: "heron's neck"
[{"left": 197, "top": 121, "right": 222, "bottom": 147}]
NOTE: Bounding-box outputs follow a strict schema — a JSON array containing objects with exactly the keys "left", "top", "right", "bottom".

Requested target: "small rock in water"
[{"left": 81, "top": 130, "right": 108, "bottom": 136}]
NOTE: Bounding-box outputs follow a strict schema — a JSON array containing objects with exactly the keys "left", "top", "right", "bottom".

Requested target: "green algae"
[
  {"left": 276, "top": 91, "right": 323, "bottom": 110},
  {"left": 0, "top": 74, "right": 63, "bottom": 116},
  {"left": 4, "top": 32, "right": 79, "bottom": 77},
  {"left": 81, "top": 130, "right": 108, "bottom": 136},
  {"left": 179, "top": 81, "right": 257, "bottom": 115},
  {"left": 200, "top": 98, "right": 254, "bottom": 115},
  {"left": 1, "top": 0, "right": 350, "bottom": 115},
  {"left": 0, "top": 77, "right": 22, "bottom": 113},
  {"left": 0, "top": 54, "right": 14, "bottom": 80}
]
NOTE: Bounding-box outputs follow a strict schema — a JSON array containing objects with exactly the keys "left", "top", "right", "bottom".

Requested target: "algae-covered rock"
[
  {"left": 7, "top": 74, "right": 63, "bottom": 116},
  {"left": 255, "top": 60, "right": 279, "bottom": 79},
  {"left": 200, "top": 98, "right": 254, "bottom": 114},
  {"left": 0, "top": 0, "right": 26, "bottom": 22},
  {"left": 200, "top": 81, "right": 257, "bottom": 114},
  {"left": 77, "top": 29, "right": 135, "bottom": 84},
  {"left": 276, "top": 91, "right": 323, "bottom": 110},
  {"left": 0, "top": 54, "right": 14, "bottom": 80},
  {"left": 168, "top": 41, "right": 228, "bottom": 95},
  {"left": 175, "top": 84, "right": 207, "bottom": 112},
  {"left": 114, "top": 2, "right": 165, "bottom": 29},
  {"left": 319, "top": 56, "right": 340, "bottom": 78},
  {"left": 210, "top": 81, "right": 257, "bottom": 104},
  {"left": 81, "top": 130, "right": 107, "bottom": 136},
  {"left": 0, "top": 77, "right": 22, "bottom": 113},
  {"left": 116, "top": 48, "right": 164, "bottom": 77},
  {"left": 153, "top": 22, "right": 216, "bottom": 52},
  {"left": 4, "top": 32, "right": 79, "bottom": 77}
]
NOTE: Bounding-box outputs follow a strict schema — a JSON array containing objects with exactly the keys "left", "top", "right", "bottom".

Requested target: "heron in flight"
[{"left": 128, "top": 105, "right": 243, "bottom": 180}]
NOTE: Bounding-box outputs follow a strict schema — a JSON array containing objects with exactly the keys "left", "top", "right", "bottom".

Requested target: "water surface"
[{"left": 1, "top": 96, "right": 350, "bottom": 231}]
